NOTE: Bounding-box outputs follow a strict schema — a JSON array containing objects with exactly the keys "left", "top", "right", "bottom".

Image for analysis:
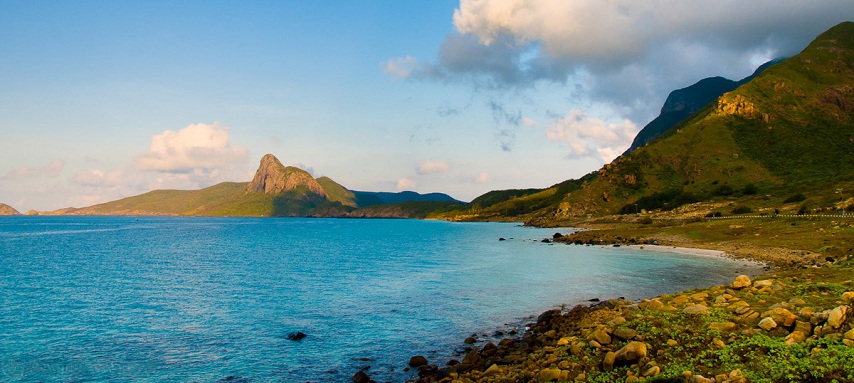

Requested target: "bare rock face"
[
  {"left": 0, "top": 203, "right": 22, "bottom": 216},
  {"left": 246, "top": 154, "right": 327, "bottom": 197}
]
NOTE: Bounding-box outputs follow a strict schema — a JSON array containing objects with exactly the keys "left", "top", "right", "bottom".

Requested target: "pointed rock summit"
[{"left": 247, "top": 154, "right": 327, "bottom": 197}]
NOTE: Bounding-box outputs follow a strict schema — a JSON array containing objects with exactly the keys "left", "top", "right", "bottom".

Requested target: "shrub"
[
  {"left": 742, "top": 183, "right": 758, "bottom": 195},
  {"left": 731, "top": 206, "right": 753, "bottom": 214},
  {"left": 713, "top": 184, "right": 735, "bottom": 196},
  {"left": 618, "top": 189, "right": 698, "bottom": 214},
  {"left": 784, "top": 193, "right": 807, "bottom": 203},
  {"left": 705, "top": 211, "right": 723, "bottom": 217},
  {"left": 797, "top": 204, "right": 810, "bottom": 215}
]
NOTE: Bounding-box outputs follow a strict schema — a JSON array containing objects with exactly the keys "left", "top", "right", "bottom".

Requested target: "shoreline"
[{"left": 387, "top": 241, "right": 775, "bottom": 383}]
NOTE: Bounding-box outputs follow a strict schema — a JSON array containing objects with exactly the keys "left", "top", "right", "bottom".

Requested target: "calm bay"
[{"left": 0, "top": 217, "right": 759, "bottom": 382}]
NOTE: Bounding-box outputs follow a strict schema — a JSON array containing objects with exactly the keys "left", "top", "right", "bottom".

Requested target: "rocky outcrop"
[
  {"left": 246, "top": 154, "right": 327, "bottom": 197},
  {"left": 0, "top": 203, "right": 21, "bottom": 215}
]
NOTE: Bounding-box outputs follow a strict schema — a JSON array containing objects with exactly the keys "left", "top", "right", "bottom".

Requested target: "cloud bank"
[
  {"left": 135, "top": 122, "right": 249, "bottom": 174},
  {"left": 546, "top": 110, "right": 637, "bottom": 163}
]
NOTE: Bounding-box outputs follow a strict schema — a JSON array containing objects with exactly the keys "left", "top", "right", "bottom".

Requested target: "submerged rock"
[{"left": 286, "top": 331, "right": 307, "bottom": 341}]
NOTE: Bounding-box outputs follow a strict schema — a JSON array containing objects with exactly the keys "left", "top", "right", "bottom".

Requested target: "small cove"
[{"left": 0, "top": 217, "right": 761, "bottom": 382}]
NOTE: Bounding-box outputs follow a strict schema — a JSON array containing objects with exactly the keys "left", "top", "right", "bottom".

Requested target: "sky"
[{"left": 1, "top": 1, "right": 852, "bottom": 212}]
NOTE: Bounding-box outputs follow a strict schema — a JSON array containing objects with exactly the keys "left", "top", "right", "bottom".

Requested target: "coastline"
[{"left": 388, "top": 238, "right": 853, "bottom": 383}]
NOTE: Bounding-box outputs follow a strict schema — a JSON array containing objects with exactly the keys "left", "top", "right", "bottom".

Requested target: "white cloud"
[
  {"left": 417, "top": 160, "right": 450, "bottom": 175},
  {"left": 3, "top": 160, "right": 65, "bottom": 180},
  {"left": 385, "top": 56, "right": 418, "bottom": 78},
  {"left": 396, "top": 178, "right": 416, "bottom": 190},
  {"left": 394, "top": 0, "right": 853, "bottom": 123},
  {"left": 546, "top": 109, "right": 638, "bottom": 163},
  {"left": 475, "top": 172, "right": 490, "bottom": 184},
  {"left": 135, "top": 122, "right": 249, "bottom": 174}
]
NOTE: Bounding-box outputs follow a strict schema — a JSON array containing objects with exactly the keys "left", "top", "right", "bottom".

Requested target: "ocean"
[{"left": 0, "top": 217, "right": 758, "bottom": 382}]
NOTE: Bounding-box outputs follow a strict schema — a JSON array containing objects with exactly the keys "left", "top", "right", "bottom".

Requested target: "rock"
[
  {"left": 639, "top": 298, "right": 665, "bottom": 311},
  {"left": 732, "top": 275, "right": 752, "bottom": 289},
  {"left": 613, "top": 327, "right": 639, "bottom": 341},
  {"left": 845, "top": 329, "right": 854, "bottom": 340},
  {"left": 795, "top": 320, "right": 812, "bottom": 335},
  {"left": 286, "top": 332, "right": 307, "bottom": 341},
  {"left": 842, "top": 292, "right": 854, "bottom": 303},
  {"left": 690, "top": 292, "right": 710, "bottom": 301},
  {"left": 482, "top": 364, "right": 502, "bottom": 377},
  {"left": 789, "top": 297, "right": 807, "bottom": 306},
  {"left": 671, "top": 295, "right": 691, "bottom": 305},
  {"left": 827, "top": 306, "right": 849, "bottom": 329},
  {"left": 464, "top": 336, "right": 476, "bottom": 344},
  {"left": 408, "top": 355, "right": 429, "bottom": 367},
  {"left": 753, "top": 279, "right": 775, "bottom": 288},
  {"left": 666, "top": 339, "right": 679, "bottom": 347},
  {"left": 642, "top": 365, "right": 661, "bottom": 377},
  {"left": 762, "top": 308, "right": 798, "bottom": 327},
  {"left": 785, "top": 331, "right": 807, "bottom": 346},
  {"left": 759, "top": 317, "right": 778, "bottom": 331},
  {"left": 602, "top": 351, "right": 616, "bottom": 371},
  {"left": 709, "top": 322, "right": 737, "bottom": 332},
  {"left": 684, "top": 304, "right": 710, "bottom": 315},
  {"left": 352, "top": 370, "right": 371, "bottom": 383},
  {"left": 694, "top": 375, "right": 713, "bottom": 383},
  {"left": 615, "top": 341, "right": 647, "bottom": 363},
  {"left": 538, "top": 368, "right": 562, "bottom": 382},
  {"left": 591, "top": 327, "right": 612, "bottom": 345}
]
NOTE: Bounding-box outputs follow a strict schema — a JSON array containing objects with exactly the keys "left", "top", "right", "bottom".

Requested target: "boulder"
[
  {"left": 408, "top": 355, "right": 429, "bottom": 367},
  {"left": 709, "top": 322, "right": 737, "bottom": 332},
  {"left": 684, "top": 304, "right": 710, "bottom": 315},
  {"left": 482, "top": 364, "right": 502, "bottom": 377},
  {"left": 827, "top": 306, "right": 849, "bottom": 329},
  {"left": 538, "top": 369, "right": 562, "bottom": 382},
  {"left": 785, "top": 331, "right": 807, "bottom": 346},
  {"left": 351, "top": 370, "right": 371, "bottom": 383},
  {"left": 732, "top": 275, "right": 752, "bottom": 289},
  {"left": 613, "top": 327, "right": 639, "bottom": 341},
  {"left": 642, "top": 365, "right": 661, "bottom": 377},
  {"left": 639, "top": 298, "right": 665, "bottom": 311},
  {"left": 602, "top": 351, "right": 616, "bottom": 371},
  {"left": 842, "top": 292, "right": 854, "bottom": 303},
  {"left": 615, "top": 341, "right": 647, "bottom": 363},
  {"left": 591, "top": 327, "right": 612, "bottom": 345},
  {"left": 286, "top": 332, "right": 307, "bottom": 341},
  {"left": 759, "top": 317, "right": 778, "bottom": 331},
  {"left": 762, "top": 308, "right": 798, "bottom": 327}
]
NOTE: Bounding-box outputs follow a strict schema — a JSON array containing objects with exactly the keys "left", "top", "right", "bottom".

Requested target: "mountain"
[
  {"left": 0, "top": 203, "right": 21, "bottom": 216},
  {"left": 441, "top": 22, "right": 854, "bottom": 223},
  {"left": 625, "top": 59, "right": 782, "bottom": 154},
  {"left": 56, "top": 154, "right": 461, "bottom": 217}
]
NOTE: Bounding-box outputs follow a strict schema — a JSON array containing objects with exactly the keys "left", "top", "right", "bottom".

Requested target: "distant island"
[{"left": 25, "top": 153, "right": 463, "bottom": 218}]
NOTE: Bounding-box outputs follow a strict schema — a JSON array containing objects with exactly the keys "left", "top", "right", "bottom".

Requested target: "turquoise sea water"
[{"left": 0, "top": 217, "right": 758, "bottom": 382}]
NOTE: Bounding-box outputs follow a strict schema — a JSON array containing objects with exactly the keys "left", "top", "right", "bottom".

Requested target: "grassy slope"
[{"left": 443, "top": 22, "right": 853, "bottom": 224}]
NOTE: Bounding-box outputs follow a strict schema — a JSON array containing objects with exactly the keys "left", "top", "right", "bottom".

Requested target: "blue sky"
[{"left": 2, "top": 1, "right": 852, "bottom": 212}]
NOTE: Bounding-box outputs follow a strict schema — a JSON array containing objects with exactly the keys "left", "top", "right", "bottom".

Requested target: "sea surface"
[{"left": 0, "top": 216, "right": 759, "bottom": 382}]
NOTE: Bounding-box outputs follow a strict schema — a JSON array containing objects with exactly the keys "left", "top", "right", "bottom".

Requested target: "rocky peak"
[
  {"left": 0, "top": 203, "right": 21, "bottom": 216},
  {"left": 246, "top": 154, "right": 327, "bottom": 197}
]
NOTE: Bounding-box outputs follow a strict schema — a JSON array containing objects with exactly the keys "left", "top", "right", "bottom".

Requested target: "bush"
[
  {"left": 705, "top": 211, "right": 723, "bottom": 217},
  {"left": 784, "top": 193, "right": 807, "bottom": 203},
  {"left": 742, "top": 183, "right": 758, "bottom": 195},
  {"left": 713, "top": 184, "right": 735, "bottom": 196},
  {"left": 731, "top": 206, "right": 753, "bottom": 214},
  {"left": 618, "top": 189, "right": 698, "bottom": 214},
  {"left": 797, "top": 204, "right": 810, "bottom": 215}
]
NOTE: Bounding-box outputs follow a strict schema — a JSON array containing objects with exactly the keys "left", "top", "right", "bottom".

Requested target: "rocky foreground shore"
[{"left": 353, "top": 261, "right": 854, "bottom": 383}]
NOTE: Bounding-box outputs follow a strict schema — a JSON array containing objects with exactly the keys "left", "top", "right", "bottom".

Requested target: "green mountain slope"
[
  {"left": 625, "top": 59, "right": 781, "bottom": 155},
  {"left": 442, "top": 22, "right": 854, "bottom": 222},
  {"left": 60, "top": 153, "right": 461, "bottom": 217}
]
